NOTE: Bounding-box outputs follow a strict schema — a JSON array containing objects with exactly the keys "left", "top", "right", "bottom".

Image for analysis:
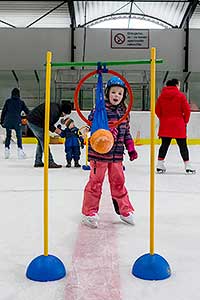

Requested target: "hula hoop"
[{"left": 74, "top": 70, "right": 134, "bottom": 128}]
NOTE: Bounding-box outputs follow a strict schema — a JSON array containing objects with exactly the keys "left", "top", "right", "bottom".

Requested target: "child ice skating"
[
  {"left": 81, "top": 76, "right": 138, "bottom": 228},
  {"left": 58, "top": 118, "right": 84, "bottom": 168}
]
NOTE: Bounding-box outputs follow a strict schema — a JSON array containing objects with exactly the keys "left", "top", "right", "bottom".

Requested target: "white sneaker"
[
  {"left": 5, "top": 148, "right": 10, "bottom": 159},
  {"left": 82, "top": 214, "right": 99, "bottom": 228},
  {"left": 156, "top": 160, "right": 166, "bottom": 173},
  {"left": 18, "top": 148, "right": 26, "bottom": 159},
  {"left": 184, "top": 162, "right": 196, "bottom": 174},
  {"left": 120, "top": 212, "right": 134, "bottom": 225}
]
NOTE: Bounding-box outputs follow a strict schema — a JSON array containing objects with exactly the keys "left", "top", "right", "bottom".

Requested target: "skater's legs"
[
  {"left": 158, "top": 137, "right": 172, "bottom": 159},
  {"left": 82, "top": 161, "right": 107, "bottom": 216},
  {"left": 108, "top": 162, "right": 134, "bottom": 217},
  {"left": 176, "top": 138, "right": 189, "bottom": 161}
]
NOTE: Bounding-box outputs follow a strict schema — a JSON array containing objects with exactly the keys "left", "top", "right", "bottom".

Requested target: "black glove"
[{"left": 57, "top": 124, "right": 62, "bottom": 130}]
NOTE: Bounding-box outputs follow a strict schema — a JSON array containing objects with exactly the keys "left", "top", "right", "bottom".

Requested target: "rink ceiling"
[{"left": 0, "top": 1, "right": 200, "bottom": 29}]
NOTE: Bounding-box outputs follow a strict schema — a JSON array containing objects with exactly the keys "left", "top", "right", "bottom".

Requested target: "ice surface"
[{"left": 0, "top": 141, "right": 200, "bottom": 300}]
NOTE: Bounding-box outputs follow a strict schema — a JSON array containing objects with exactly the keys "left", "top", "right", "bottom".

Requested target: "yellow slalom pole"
[
  {"left": 150, "top": 48, "right": 156, "bottom": 255},
  {"left": 43, "top": 51, "right": 52, "bottom": 256},
  {"left": 132, "top": 50, "right": 171, "bottom": 280}
]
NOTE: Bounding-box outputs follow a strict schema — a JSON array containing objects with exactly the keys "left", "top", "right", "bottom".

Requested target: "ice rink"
[{"left": 0, "top": 141, "right": 200, "bottom": 300}]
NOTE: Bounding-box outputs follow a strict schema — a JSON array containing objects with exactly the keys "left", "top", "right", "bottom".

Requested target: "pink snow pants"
[{"left": 82, "top": 161, "right": 134, "bottom": 217}]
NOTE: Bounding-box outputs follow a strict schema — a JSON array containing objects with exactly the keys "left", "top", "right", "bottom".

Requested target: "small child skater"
[
  {"left": 58, "top": 118, "right": 84, "bottom": 168},
  {"left": 81, "top": 76, "right": 138, "bottom": 228}
]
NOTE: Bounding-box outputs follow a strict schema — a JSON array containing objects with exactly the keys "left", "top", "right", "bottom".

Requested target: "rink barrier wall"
[
  {"left": 1, "top": 110, "right": 200, "bottom": 144},
  {"left": 136, "top": 138, "right": 200, "bottom": 145},
  {"left": 21, "top": 137, "right": 200, "bottom": 145}
]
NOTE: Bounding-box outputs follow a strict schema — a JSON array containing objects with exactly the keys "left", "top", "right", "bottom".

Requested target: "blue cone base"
[
  {"left": 132, "top": 253, "right": 171, "bottom": 280},
  {"left": 26, "top": 254, "right": 66, "bottom": 282},
  {"left": 82, "top": 165, "right": 90, "bottom": 170}
]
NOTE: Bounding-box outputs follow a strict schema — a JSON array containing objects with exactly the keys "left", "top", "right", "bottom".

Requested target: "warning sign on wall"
[{"left": 111, "top": 29, "right": 149, "bottom": 49}]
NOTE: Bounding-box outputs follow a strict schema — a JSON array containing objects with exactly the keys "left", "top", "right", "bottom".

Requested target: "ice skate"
[
  {"left": 74, "top": 161, "right": 81, "bottom": 168},
  {"left": 82, "top": 214, "right": 99, "bottom": 228},
  {"left": 18, "top": 148, "right": 26, "bottom": 159},
  {"left": 120, "top": 212, "right": 134, "bottom": 225},
  {"left": 5, "top": 148, "right": 10, "bottom": 159},
  {"left": 185, "top": 162, "right": 196, "bottom": 174},
  {"left": 156, "top": 160, "right": 166, "bottom": 174},
  {"left": 66, "top": 161, "right": 71, "bottom": 168}
]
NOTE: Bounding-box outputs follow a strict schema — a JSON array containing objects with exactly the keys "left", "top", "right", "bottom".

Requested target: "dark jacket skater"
[{"left": 0, "top": 88, "right": 29, "bottom": 158}]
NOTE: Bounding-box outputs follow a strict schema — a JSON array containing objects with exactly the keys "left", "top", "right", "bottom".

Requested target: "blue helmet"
[
  {"left": 106, "top": 76, "right": 126, "bottom": 88},
  {"left": 105, "top": 76, "right": 127, "bottom": 101}
]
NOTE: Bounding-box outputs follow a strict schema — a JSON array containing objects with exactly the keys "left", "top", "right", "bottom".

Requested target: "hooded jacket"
[
  {"left": 155, "top": 86, "right": 191, "bottom": 138},
  {"left": 1, "top": 95, "right": 29, "bottom": 129}
]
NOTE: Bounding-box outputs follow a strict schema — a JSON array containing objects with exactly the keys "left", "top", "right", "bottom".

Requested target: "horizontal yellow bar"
[
  {"left": 22, "top": 137, "right": 64, "bottom": 144},
  {"left": 135, "top": 138, "right": 200, "bottom": 145},
  {"left": 23, "top": 137, "right": 200, "bottom": 145}
]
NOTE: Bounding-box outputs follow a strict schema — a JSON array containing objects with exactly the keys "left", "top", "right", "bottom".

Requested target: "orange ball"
[{"left": 90, "top": 129, "right": 114, "bottom": 154}]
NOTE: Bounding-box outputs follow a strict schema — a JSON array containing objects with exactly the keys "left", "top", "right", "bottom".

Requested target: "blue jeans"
[
  {"left": 5, "top": 126, "right": 22, "bottom": 149},
  {"left": 27, "top": 121, "right": 54, "bottom": 164}
]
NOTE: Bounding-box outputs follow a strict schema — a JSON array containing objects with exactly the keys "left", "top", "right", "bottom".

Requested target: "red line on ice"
[{"left": 65, "top": 185, "right": 122, "bottom": 300}]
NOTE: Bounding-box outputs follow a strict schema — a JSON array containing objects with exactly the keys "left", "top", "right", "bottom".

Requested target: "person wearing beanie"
[
  {"left": 27, "top": 100, "right": 72, "bottom": 168},
  {"left": 156, "top": 78, "right": 195, "bottom": 174},
  {"left": 65, "top": 117, "right": 74, "bottom": 129},
  {"left": 0, "top": 87, "right": 29, "bottom": 159},
  {"left": 57, "top": 117, "right": 84, "bottom": 168}
]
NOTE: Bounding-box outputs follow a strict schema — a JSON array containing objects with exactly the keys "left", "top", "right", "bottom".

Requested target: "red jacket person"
[{"left": 155, "top": 78, "right": 195, "bottom": 174}]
